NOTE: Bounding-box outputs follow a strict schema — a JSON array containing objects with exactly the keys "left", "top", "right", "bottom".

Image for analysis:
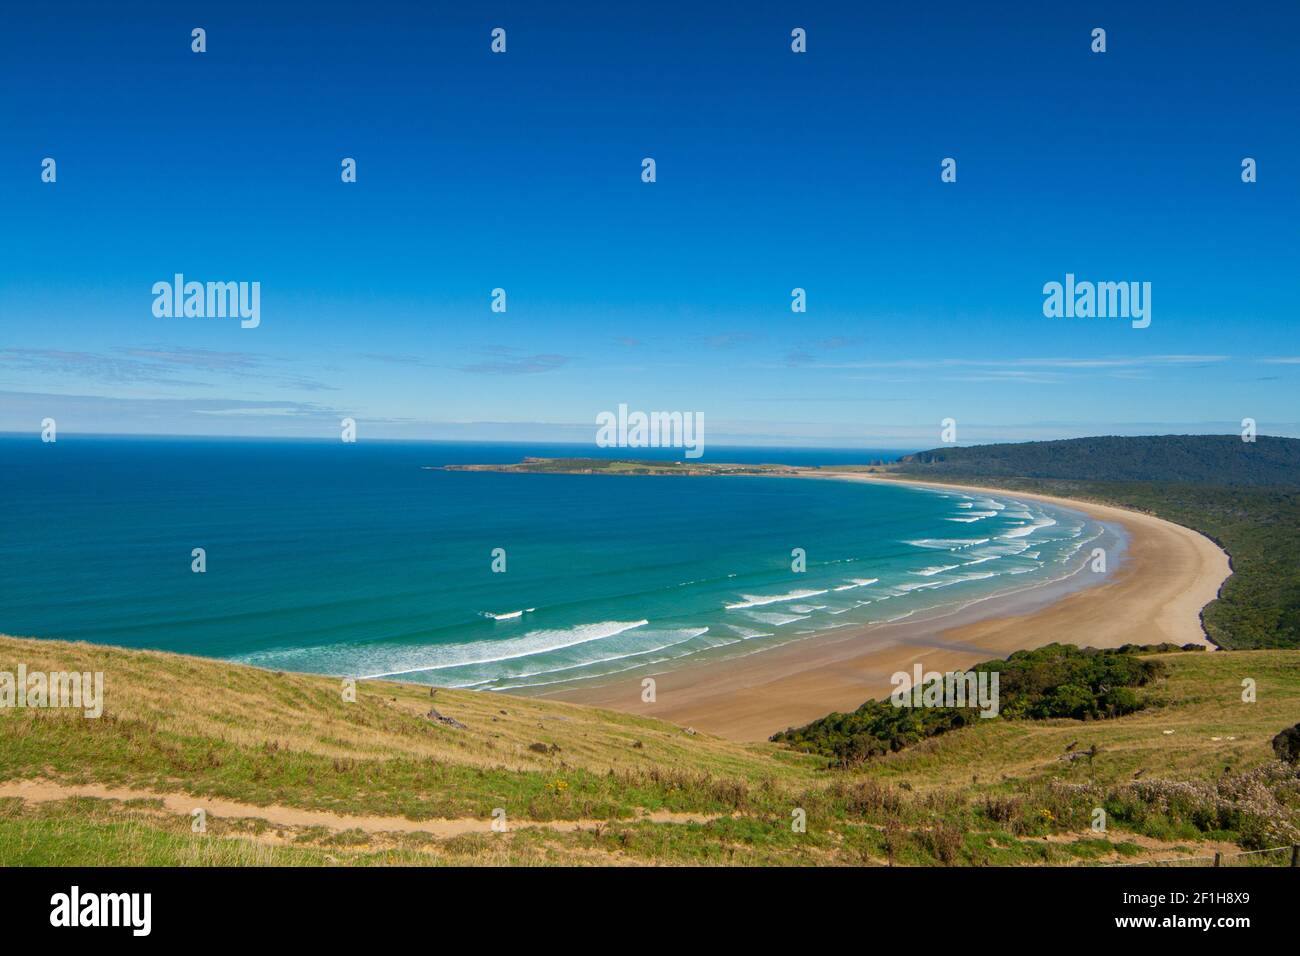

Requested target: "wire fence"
[{"left": 1111, "top": 844, "right": 1298, "bottom": 867}]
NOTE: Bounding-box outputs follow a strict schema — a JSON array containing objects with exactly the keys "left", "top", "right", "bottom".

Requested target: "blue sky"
[{"left": 1, "top": 1, "right": 1297, "bottom": 447}]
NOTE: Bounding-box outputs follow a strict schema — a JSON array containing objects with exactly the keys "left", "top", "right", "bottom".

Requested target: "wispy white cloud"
[
  {"left": 0, "top": 346, "right": 338, "bottom": 392},
  {"left": 790, "top": 354, "right": 1229, "bottom": 371},
  {"left": 4, "top": 389, "right": 1298, "bottom": 444},
  {"left": 457, "top": 349, "right": 571, "bottom": 375}
]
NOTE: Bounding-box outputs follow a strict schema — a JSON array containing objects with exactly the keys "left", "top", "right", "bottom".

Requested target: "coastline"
[{"left": 544, "top": 473, "right": 1232, "bottom": 742}]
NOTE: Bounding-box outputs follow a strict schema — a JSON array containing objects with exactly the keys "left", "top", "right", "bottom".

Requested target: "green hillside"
[
  {"left": 773, "top": 643, "right": 1187, "bottom": 764},
  {"left": 1, "top": 635, "right": 1297, "bottom": 866},
  {"left": 896, "top": 434, "right": 1300, "bottom": 486}
]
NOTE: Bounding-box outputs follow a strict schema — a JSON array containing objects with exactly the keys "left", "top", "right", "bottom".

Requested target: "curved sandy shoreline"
[{"left": 547, "top": 474, "right": 1232, "bottom": 742}]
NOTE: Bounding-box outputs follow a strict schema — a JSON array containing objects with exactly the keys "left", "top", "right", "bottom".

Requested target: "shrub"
[
  {"left": 1272, "top": 723, "right": 1300, "bottom": 764},
  {"left": 981, "top": 794, "right": 1021, "bottom": 824},
  {"left": 772, "top": 643, "right": 1173, "bottom": 763},
  {"left": 919, "top": 822, "right": 964, "bottom": 864}
]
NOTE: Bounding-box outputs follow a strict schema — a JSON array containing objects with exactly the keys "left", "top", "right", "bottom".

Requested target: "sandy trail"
[
  {"left": 0, "top": 778, "right": 719, "bottom": 835},
  {"left": 550, "top": 474, "right": 1232, "bottom": 741}
]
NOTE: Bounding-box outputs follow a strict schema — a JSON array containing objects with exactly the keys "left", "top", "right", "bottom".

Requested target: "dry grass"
[{"left": 2, "top": 634, "right": 1297, "bottom": 866}]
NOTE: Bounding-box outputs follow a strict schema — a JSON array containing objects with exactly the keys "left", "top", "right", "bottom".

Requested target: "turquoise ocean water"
[{"left": 0, "top": 437, "right": 1118, "bottom": 691}]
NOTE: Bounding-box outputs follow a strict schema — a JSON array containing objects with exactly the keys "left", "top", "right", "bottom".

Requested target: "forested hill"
[
  {"left": 888, "top": 434, "right": 1300, "bottom": 650},
  {"left": 895, "top": 435, "right": 1300, "bottom": 487}
]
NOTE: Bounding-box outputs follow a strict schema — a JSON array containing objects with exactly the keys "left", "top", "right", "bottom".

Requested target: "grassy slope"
[{"left": 2, "top": 635, "right": 1297, "bottom": 866}]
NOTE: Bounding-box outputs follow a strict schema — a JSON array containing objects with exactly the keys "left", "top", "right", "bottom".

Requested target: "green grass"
[
  {"left": 772, "top": 643, "right": 1179, "bottom": 765},
  {"left": 2, "top": 635, "right": 1297, "bottom": 865}
]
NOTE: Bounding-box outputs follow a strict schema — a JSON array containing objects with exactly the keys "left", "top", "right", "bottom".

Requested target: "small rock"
[
  {"left": 684, "top": 727, "right": 697, "bottom": 736},
  {"left": 427, "top": 707, "right": 466, "bottom": 729}
]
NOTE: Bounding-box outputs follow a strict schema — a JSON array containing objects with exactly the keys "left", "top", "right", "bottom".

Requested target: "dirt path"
[{"left": 0, "top": 778, "right": 720, "bottom": 836}]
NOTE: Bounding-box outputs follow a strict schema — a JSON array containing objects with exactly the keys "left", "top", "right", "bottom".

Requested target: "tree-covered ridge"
[
  {"left": 892, "top": 476, "right": 1299, "bottom": 650},
  {"left": 888, "top": 435, "right": 1300, "bottom": 649},
  {"left": 771, "top": 643, "right": 1194, "bottom": 766},
  {"left": 896, "top": 434, "right": 1300, "bottom": 487}
]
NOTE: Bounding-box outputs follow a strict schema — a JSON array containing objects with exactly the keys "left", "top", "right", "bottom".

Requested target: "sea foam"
[
  {"left": 354, "top": 619, "right": 651, "bottom": 678},
  {"left": 725, "top": 588, "right": 829, "bottom": 609}
]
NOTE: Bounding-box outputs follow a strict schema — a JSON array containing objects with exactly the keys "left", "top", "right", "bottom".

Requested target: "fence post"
[
  {"left": 1291, "top": 845, "right": 1298, "bottom": 868},
  {"left": 1213, "top": 852, "right": 1222, "bottom": 867}
]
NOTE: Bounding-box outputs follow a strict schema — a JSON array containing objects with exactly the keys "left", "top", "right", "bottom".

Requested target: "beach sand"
[{"left": 547, "top": 475, "right": 1232, "bottom": 742}]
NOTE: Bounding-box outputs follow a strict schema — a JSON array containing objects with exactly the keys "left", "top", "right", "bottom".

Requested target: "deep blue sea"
[{"left": 0, "top": 437, "right": 1113, "bottom": 691}]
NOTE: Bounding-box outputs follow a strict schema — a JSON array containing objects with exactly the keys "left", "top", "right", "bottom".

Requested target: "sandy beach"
[{"left": 547, "top": 474, "right": 1232, "bottom": 741}]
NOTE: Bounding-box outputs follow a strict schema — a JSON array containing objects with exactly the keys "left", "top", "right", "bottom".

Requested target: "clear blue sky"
[{"left": 1, "top": 1, "right": 1297, "bottom": 446}]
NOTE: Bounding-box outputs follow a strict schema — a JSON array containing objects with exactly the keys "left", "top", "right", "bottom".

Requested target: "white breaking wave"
[
  {"left": 459, "top": 626, "right": 712, "bottom": 687},
  {"left": 742, "top": 610, "right": 810, "bottom": 627},
  {"left": 725, "top": 588, "right": 829, "bottom": 609},
  {"left": 895, "top": 579, "right": 951, "bottom": 592},
  {"left": 722, "top": 624, "right": 775, "bottom": 640},
  {"left": 912, "top": 564, "right": 961, "bottom": 576},
  {"left": 833, "top": 577, "right": 880, "bottom": 591},
  {"left": 1000, "top": 516, "right": 1058, "bottom": 539},
  {"left": 479, "top": 609, "right": 527, "bottom": 621},
  {"left": 906, "top": 538, "right": 990, "bottom": 549},
  {"left": 356, "top": 619, "right": 651, "bottom": 678}
]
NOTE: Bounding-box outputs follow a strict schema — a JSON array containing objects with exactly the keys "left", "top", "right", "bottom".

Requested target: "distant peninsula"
[{"left": 433, "top": 457, "right": 888, "bottom": 477}]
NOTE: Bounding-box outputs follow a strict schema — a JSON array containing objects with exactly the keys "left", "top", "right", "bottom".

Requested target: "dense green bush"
[
  {"left": 1273, "top": 723, "right": 1300, "bottom": 764},
  {"left": 771, "top": 643, "right": 1174, "bottom": 765}
]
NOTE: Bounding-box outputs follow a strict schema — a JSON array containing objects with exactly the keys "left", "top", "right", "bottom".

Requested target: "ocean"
[{"left": 0, "top": 436, "right": 1119, "bottom": 692}]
